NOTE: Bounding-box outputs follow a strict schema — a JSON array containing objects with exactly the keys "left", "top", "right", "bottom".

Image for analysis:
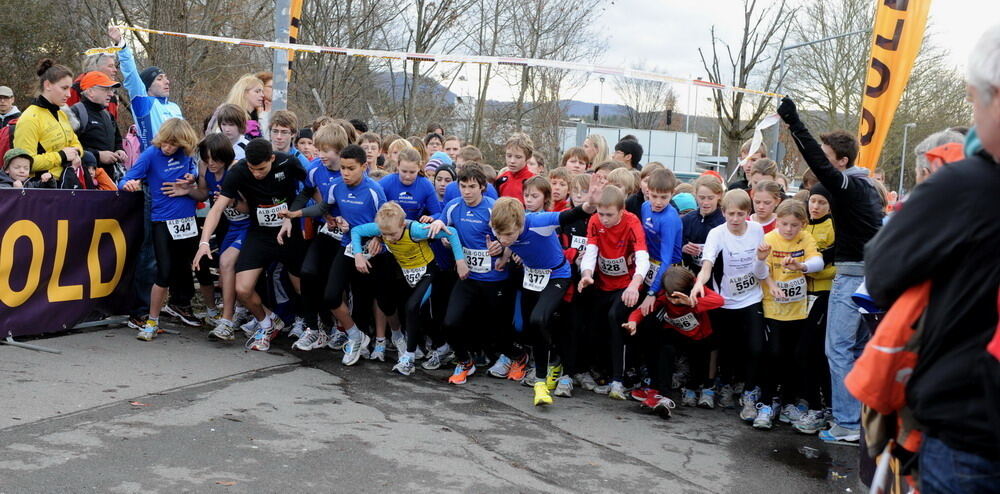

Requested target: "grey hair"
[
  {"left": 913, "top": 130, "right": 965, "bottom": 170},
  {"left": 968, "top": 24, "right": 1000, "bottom": 103},
  {"left": 81, "top": 53, "right": 116, "bottom": 73}
]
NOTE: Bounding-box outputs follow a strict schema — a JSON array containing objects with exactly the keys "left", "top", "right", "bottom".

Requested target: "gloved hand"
[{"left": 777, "top": 97, "right": 801, "bottom": 126}]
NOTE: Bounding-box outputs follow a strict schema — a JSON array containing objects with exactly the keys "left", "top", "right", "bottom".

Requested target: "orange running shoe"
[
  {"left": 507, "top": 355, "right": 529, "bottom": 381},
  {"left": 448, "top": 361, "right": 477, "bottom": 385}
]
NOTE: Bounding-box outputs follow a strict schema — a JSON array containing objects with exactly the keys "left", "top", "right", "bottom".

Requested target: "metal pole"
[
  {"left": 598, "top": 77, "right": 605, "bottom": 124},
  {"left": 271, "top": 0, "right": 291, "bottom": 111},
  {"left": 899, "top": 122, "right": 916, "bottom": 195}
]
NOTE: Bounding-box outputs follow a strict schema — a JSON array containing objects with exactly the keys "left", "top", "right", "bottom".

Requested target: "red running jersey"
[{"left": 586, "top": 211, "right": 647, "bottom": 291}]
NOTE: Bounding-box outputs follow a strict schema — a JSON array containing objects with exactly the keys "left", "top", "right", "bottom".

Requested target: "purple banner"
[{"left": 0, "top": 190, "right": 143, "bottom": 337}]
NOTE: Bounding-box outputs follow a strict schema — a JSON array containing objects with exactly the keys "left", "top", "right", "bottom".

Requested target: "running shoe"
[
  {"left": 520, "top": 366, "right": 536, "bottom": 387},
  {"left": 653, "top": 397, "right": 676, "bottom": 418},
  {"left": 448, "top": 361, "right": 476, "bottom": 385},
  {"left": 533, "top": 381, "right": 552, "bottom": 406},
  {"left": 342, "top": 333, "right": 371, "bottom": 366},
  {"left": 641, "top": 392, "right": 665, "bottom": 409},
  {"left": 423, "top": 347, "right": 455, "bottom": 370},
  {"left": 136, "top": 320, "right": 157, "bottom": 341},
  {"left": 753, "top": 403, "right": 775, "bottom": 430},
  {"left": 389, "top": 332, "right": 405, "bottom": 353},
  {"left": 487, "top": 354, "right": 513, "bottom": 378},
  {"left": 233, "top": 306, "right": 251, "bottom": 326},
  {"left": 792, "top": 410, "right": 826, "bottom": 435},
  {"left": 593, "top": 383, "right": 611, "bottom": 395},
  {"left": 247, "top": 326, "right": 277, "bottom": 352},
  {"left": 200, "top": 307, "right": 221, "bottom": 327},
  {"left": 739, "top": 387, "right": 761, "bottom": 422},
  {"left": 506, "top": 355, "right": 529, "bottom": 381},
  {"left": 163, "top": 304, "right": 201, "bottom": 327},
  {"left": 369, "top": 340, "right": 387, "bottom": 361},
  {"left": 630, "top": 387, "right": 656, "bottom": 402},
  {"left": 779, "top": 401, "right": 809, "bottom": 424},
  {"left": 818, "top": 424, "right": 861, "bottom": 444},
  {"left": 393, "top": 353, "right": 416, "bottom": 376},
  {"left": 241, "top": 319, "right": 259, "bottom": 339},
  {"left": 127, "top": 314, "right": 147, "bottom": 330},
  {"left": 289, "top": 317, "right": 306, "bottom": 339},
  {"left": 608, "top": 381, "right": 627, "bottom": 400},
  {"left": 718, "top": 384, "right": 736, "bottom": 409},
  {"left": 292, "top": 328, "right": 329, "bottom": 351},
  {"left": 681, "top": 388, "right": 698, "bottom": 407},
  {"left": 545, "top": 363, "right": 563, "bottom": 391},
  {"left": 328, "top": 330, "right": 350, "bottom": 351},
  {"left": 208, "top": 319, "right": 235, "bottom": 341},
  {"left": 575, "top": 372, "right": 598, "bottom": 391},
  {"left": 553, "top": 375, "right": 573, "bottom": 397},
  {"left": 698, "top": 387, "right": 717, "bottom": 409},
  {"left": 268, "top": 313, "right": 286, "bottom": 334},
  {"left": 473, "top": 351, "right": 491, "bottom": 369}
]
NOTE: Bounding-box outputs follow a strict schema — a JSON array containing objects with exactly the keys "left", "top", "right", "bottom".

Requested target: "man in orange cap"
[{"left": 71, "top": 71, "right": 127, "bottom": 180}]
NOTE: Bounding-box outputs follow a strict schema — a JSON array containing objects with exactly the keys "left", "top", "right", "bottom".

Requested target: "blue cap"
[{"left": 673, "top": 192, "right": 697, "bottom": 213}]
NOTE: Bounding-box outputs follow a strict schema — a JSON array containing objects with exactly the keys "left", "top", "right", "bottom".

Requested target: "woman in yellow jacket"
[{"left": 13, "top": 59, "right": 82, "bottom": 180}]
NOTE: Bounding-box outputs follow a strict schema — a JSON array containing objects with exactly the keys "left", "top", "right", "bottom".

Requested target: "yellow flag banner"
[
  {"left": 857, "top": 0, "right": 931, "bottom": 170},
  {"left": 287, "top": 0, "right": 304, "bottom": 68}
]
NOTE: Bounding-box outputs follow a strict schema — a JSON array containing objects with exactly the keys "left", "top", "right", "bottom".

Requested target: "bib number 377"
[{"left": 522, "top": 268, "right": 551, "bottom": 292}]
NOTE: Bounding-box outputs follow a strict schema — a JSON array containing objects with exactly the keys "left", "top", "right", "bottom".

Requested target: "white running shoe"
[
  {"left": 753, "top": 403, "right": 775, "bottom": 430},
  {"left": 393, "top": 353, "right": 416, "bottom": 375},
  {"left": 292, "top": 328, "right": 330, "bottom": 351},
  {"left": 241, "top": 319, "right": 259, "bottom": 339},
  {"left": 681, "top": 388, "right": 698, "bottom": 407},
  {"left": 369, "top": 340, "right": 387, "bottom": 361},
  {"left": 487, "top": 354, "right": 513, "bottom": 378},
  {"left": 779, "top": 401, "right": 809, "bottom": 424},
  {"left": 208, "top": 319, "right": 235, "bottom": 341},
  {"left": 574, "top": 372, "right": 598, "bottom": 391},
  {"left": 739, "top": 388, "right": 761, "bottom": 422},
  {"left": 233, "top": 306, "right": 251, "bottom": 326},
  {"left": 608, "top": 381, "right": 627, "bottom": 400},
  {"left": 698, "top": 387, "right": 716, "bottom": 409},
  {"left": 793, "top": 409, "right": 826, "bottom": 435},
  {"left": 328, "top": 330, "right": 350, "bottom": 351},
  {"left": 342, "top": 333, "right": 370, "bottom": 366},
  {"left": 554, "top": 375, "right": 573, "bottom": 397},
  {"left": 391, "top": 333, "right": 407, "bottom": 355},
  {"left": 289, "top": 317, "right": 306, "bottom": 339},
  {"left": 718, "top": 384, "right": 736, "bottom": 409},
  {"left": 268, "top": 313, "right": 286, "bottom": 333},
  {"left": 136, "top": 320, "right": 157, "bottom": 341}
]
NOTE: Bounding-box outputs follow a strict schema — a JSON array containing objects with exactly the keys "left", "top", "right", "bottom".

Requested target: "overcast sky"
[{"left": 455, "top": 0, "right": 996, "bottom": 113}]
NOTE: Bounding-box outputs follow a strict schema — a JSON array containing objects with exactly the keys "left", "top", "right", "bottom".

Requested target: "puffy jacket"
[
  {"left": 117, "top": 41, "right": 183, "bottom": 149},
  {"left": 72, "top": 98, "right": 123, "bottom": 176},
  {"left": 13, "top": 96, "right": 82, "bottom": 179}
]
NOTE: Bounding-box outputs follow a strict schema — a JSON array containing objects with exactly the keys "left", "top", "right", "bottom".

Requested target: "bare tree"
[
  {"left": 613, "top": 64, "right": 678, "bottom": 129},
  {"left": 463, "top": 0, "right": 515, "bottom": 146},
  {"left": 699, "top": 0, "right": 794, "bottom": 179}
]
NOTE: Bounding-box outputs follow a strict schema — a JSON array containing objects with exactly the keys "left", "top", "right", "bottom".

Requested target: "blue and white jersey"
[
  {"left": 443, "top": 196, "right": 507, "bottom": 282},
  {"left": 326, "top": 176, "right": 386, "bottom": 246},
  {"left": 641, "top": 201, "right": 684, "bottom": 293},
  {"left": 380, "top": 173, "right": 441, "bottom": 220},
  {"left": 505, "top": 212, "right": 570, "bottom": 279}
]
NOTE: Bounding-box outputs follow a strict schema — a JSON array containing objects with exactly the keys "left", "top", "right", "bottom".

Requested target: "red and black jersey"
[
  {"left": 494, "top": 167, "right": 535, "bottom": 205},
  {"left": 552, "top": 198, "right": 569, "bottom": 212},
  {"left": 628, "top": 288, "right": 724, "bottom": 340},
  {"left": 586, "top": 211, "right": 647, "bottom": 291}
]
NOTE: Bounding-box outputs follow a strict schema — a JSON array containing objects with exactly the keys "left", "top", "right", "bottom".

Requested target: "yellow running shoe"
[
  {"left": 545, "top": 363, "right": 563, "bottom": 390},
  {"left": 533, "top": 381, "right": 553, "bottom": 406}
]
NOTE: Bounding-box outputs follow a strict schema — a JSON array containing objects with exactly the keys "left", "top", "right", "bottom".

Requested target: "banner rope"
[{"left": 85, "top": 25, "right": 784, "bottom": 99}]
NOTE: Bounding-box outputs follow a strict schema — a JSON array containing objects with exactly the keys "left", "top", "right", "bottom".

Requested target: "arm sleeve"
[
  {"left": 297, "top": 201, "right": 329, "bottom": 218},
  {"left": 290, "top": 186, "right": 316, "bottom": 211},
  {"left": 693, "top": 288, "right": 725, "bottom": 312},
  {"left": 581, "top": 244, "right": 598, "bottom": 274},
  {"left": 116, "top": 44, "right": 147, "bottom": 101},
  {"left": 350, "top": 222, "right": 381, "bottom": 254},
  {"left": 15, "top": 117, "right": 64, "bottom": 174},
  {"left": 633, "top": 250, "right": 650, "bottom": 284},
  {"left": 803, "top": 256, "right": 824, "bottom": 273},
  {"left": 558, "top": 205, "right": 591, "bottom": 229},
  {"left": 701, "top": 228, "right": 720, "bottom": 267},
  {"left": 424, "top": 225, "right": 465, "bottom": 260},
  {"left": 628, "top": 299, "right": 658, "bottom": 324},
  {"left": 117, "top": 148, "right": 151, "bottom": 188},
  {"left": 786, "top": 119, "right": 850, "bottom": 194},
  {"left": 754, "top": 258, "right": 770, "bottom": 281}
]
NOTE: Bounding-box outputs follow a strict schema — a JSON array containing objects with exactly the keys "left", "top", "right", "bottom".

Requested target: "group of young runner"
[{"left": 124, "top": 104, "right": 849, "bottom": 437}]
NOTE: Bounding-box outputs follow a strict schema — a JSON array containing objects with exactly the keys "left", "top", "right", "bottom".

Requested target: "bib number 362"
[
  {"left": 166, "top": 216, "right": 197, "bottom": 240},
  {"left": 256, "top": 204, "right": 287, "bottom": 227},
  {"left": 522, "top": 268, "right": 551, "bottom": 292}
]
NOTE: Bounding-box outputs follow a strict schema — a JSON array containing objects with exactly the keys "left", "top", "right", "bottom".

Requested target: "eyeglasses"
[{"left": 271, "top": 129, "right": 293, "bottom": 136}]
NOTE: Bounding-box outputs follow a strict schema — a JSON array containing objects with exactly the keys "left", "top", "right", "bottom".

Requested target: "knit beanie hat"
[{"left": 140, "top": 66, "right": 164, "bottom": 91}]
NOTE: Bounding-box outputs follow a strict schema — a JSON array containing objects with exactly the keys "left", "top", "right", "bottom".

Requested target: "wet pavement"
[{"left": 0, "top": 324, "right": 860, "bottom": 493}]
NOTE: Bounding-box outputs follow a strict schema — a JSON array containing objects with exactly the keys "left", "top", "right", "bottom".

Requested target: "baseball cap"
[
  {"left": 3, "top": 148, "right": 33, "bottom": 169},
  {"left": 79, "top": 71, "right": 121, "bottom": 91},
  {"left": 0, "top": 86, "right": 12, "bottom": 98}
]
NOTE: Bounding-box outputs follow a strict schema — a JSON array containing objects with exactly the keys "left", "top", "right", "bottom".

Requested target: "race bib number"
[
  {"left": 659, "top": 311, "right": 699, "bottom": 332},
  {"left": 570, "top": 235, "right": 587, "bottom": 251},
  {"left": 692, "top": 243, "right": 704, "bottom": 266},
  {"left": 464, "top": 248, "right": 490, "bottom": 274},
  {"left": 644, "top": 260, "right": 661, "bottom": 286},
  {"left": 807, "top": 294, "right": 818, "bottom": 314},
  {"left": 319, "top": 222, "right": 344, "bottom": 241},
  {"left": 166, "top": 216, "right": 197, "bottom": 240},
  {"left": 598, "top": 256, "right": 628, "bottom": 277},
  {"left": 402, "top": 265, "right": 428, "bottom": 287},
  {"left": 223, "top": 207, "right": 249, "bottom": 222},
  {"left": 522, "top": 267, "right": 551, "bottom": 292},
  {"left": 256, "top": 204, "right": 287, "bottom": 227},
  {"left": 728, "top": 272, "right": 758, "bottom": 296},
  {"left": 776, "top": 277, "right": 807, "bottom": 303},
  {"left": 344, "top": 243, "right": 372, "bottom": 260}
]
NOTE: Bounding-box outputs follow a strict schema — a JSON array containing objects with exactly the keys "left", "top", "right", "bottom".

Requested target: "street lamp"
[
  {"left": 598, "top": 77, "right": 605, "bottom": 123},
  {"left": 899, "top": 122, "right": 917, "bottom": 195}
]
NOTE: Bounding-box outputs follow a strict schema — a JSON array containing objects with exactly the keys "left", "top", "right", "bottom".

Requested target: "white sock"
[
  {"left": 347, "top": 325, "right": 362, "bottom": 341},
  {"left": 404, "top": 351, "right": 416, "bottom": 361},
  {"left": 436, "top": 343, "right": 451, "bottom": 354},
  {"left": 258, "top": 316, "right": 272, "bottom": 330}
]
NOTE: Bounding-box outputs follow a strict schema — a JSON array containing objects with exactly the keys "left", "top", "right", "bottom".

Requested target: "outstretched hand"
[{"left": 777, "top": 97, "right": 800, "bottom": 125}]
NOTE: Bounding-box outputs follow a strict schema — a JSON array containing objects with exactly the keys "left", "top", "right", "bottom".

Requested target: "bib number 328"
[{"left": 166, "top": 216, "right": 197, "bottom": 240}]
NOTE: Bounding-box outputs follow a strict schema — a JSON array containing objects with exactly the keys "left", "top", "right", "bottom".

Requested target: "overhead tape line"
[{"left": 87, "top": 25, "right": 783, "bottom": 99}]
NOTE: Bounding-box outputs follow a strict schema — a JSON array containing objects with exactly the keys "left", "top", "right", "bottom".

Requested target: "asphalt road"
[{"left": 0, "top": 323, "right": 861, "bottom": 493}]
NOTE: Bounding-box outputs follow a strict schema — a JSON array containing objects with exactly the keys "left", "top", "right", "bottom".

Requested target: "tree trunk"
[{"left": 724, "top": 135, "right": 742, "bottom": 183}]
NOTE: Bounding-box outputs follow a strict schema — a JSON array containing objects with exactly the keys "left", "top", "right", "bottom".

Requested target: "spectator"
[
  {"left": 865, "top": 24, "right": 1000, "bottom": 491},
  {"left": 255, "top": 71, "right": 272, "bottom": 132},
  {"left": 71, "top": 71, "right": 127, "bottom": 181},
  {"left": 424, "top": 132, "right": 444, "bottom": 154},
  {"left": 109, "top": 26, "right": 183, "bottom": 149},
  {"left": 13, "top": 59, "right": 81, "bottom": 181},
  {"left": 443, "top": 135, "right": 461, "bottom": 162},
  {"left": 60, "top": 150, "right": 115, "bottom": 190},
  {"left": 268, "top": 110, "right": 310, "bottom": 167},
  {"left": 425, "top": 123, "right": 444, "bottom": 135},
  {"left": 583, "top": 134, "right": 610, "bottom": 167},
  {"left": 0, "top": 86, "right": 20, "bottom": 126},
  {"left": 67, "top": 51, "right": 120, "bottom": 119},
  {"left": 778, "top": 97, "right": 884, "bottom": 444},
  {"left": 613, "top": 138, "right": 643, "bottom": 170},
  {"left": 913, "top": 129, "right": 965, "bottom": 185},
  {"left": 0, "top": 149, "right": 54, "bottom": 188},
  {"left": 206, "top": 74, "right": 265, "bottom": 138}
]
